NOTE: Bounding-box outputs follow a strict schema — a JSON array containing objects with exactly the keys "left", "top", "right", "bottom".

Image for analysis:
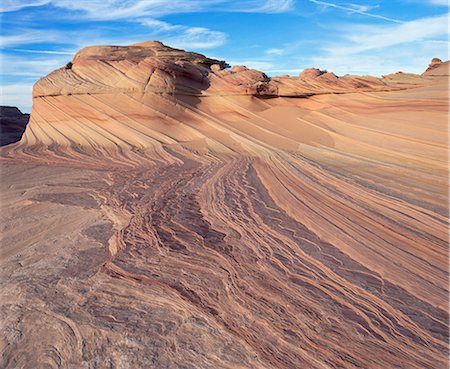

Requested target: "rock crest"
[{"left": 20, "top": 40, "right": 447, "bottom": 149}]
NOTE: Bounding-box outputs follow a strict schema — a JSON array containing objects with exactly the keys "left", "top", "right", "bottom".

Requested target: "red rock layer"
[{"left": 0, "top": 43, "right": 448, "bottom": 369}]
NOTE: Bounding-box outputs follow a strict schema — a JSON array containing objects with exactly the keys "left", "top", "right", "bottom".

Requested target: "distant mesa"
[{"left": 0, "top": 106, "right": 29, "bottom": 146}]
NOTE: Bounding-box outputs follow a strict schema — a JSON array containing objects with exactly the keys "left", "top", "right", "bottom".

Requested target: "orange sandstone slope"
[
  {"left": 1, "top": 42, "right": 448, "bottom": 369},
  {"left": 19, "top": 40, "right": 432, "bottom": 150}
]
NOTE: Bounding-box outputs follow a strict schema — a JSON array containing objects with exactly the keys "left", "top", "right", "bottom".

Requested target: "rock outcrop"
[
  {"left": 423, "top": 57, "right": 449, "bottom": 76},
  {"left": 1, "top": 41, "right": 448, "bottom": 369},
  {"left": 0, "top": 106, "right": 29, "bottom": 146},
  {"left": 20, "top": 41, "right": 442, "bottom": 150},
  {"left": 32, "top": 41, "right": 425, "bottom": 102},
  {"left": 426, "top": 57, "right": 443, "bottom": 72}
]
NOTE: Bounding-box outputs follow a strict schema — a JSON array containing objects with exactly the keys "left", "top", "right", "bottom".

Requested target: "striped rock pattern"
[{"left": 1, "top": 42, "right": 448, "bottom": 369}]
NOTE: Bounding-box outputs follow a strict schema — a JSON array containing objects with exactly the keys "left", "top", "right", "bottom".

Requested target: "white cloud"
[
  {"left": 311, "top": 42, "right": 446, "bottom": 75},
  {"left": 163, "top": 27, "right": 227, "bottom": 49},
  {"left": 140, "top": 19, "right": 183, "bottom": 32},
  {"left": 266, "top": 48, "right": 285, "bottom": 55},
  {"left": 0, "top": 1, "right": 295, "bottom": 54},
  {"left": 139, "top": 19, "right": 226, "bottom": 49},
  {"left": 0, "top": 0, "right": 49, "bottom": 12},
  {"left": 242, "top": 0, "right": 294, "bottom": 13},
  {"left": 347, "top": 4, "right": 379, "bottom": 13},
  {"left": 428, "top": 0, "right": 449, "bottom": 5},
  {"left": 309, "top": 13, "right": 449, "bottom": 75},
  {"left": 325, "top": 13, "right": 449, "bottom": 55},
  {"left": 12, "top": 48, "right": 75, "bottom": 55},
  {"left": 309, "top": 0, "right": 402, "bottom": 23},
  {"left": 0, "top": 0, "right": 295, "bottom": 17},
  {"left": 0, "top": 28, "right": 160, "bottom": 50},
  {"left": 227, "top": 60, "right": 275, "bottom": 70},
  {"left": 0, "top": 31, "right": 61, "bottom": 47},
  {"left": 0, "top": 53, "right": 69, "bottom": 77},
  {"left": 0, "top": 83, "right": 34, "bottom": 112}
]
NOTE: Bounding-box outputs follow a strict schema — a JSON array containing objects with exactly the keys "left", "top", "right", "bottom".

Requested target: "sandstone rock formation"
[
  {"left": 16, "top": 41, "right": 435, "bottom": 151},
  {"left": 426, "top": 57, "right": 443, "bottom": 72},
  {"left": 423, "top": 57, "right": 449, "bottom": 76},
  {"left": 1, "top": 42, "right": 448, "bottom": 369}
]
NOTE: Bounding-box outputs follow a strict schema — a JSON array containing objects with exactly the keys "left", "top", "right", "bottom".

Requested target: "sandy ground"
[{"left": 0, "top": 55, "right": 448, "bottom": 367}]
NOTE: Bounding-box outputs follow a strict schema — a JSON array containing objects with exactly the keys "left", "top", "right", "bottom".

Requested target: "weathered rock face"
[
  {"left": 423, "top": 58, "right": 449, "bottom": 76},
  {"left": 32, "top": 42, "right": 444, "bottom": 107},
  {"left": 30, "top": 42, "right": 450, "bottom": 105},
  {"left": 33, "top": 41, "right": 280, "bottom": 100},
  {"left": 33, "top": 41, "right": 224, "bottom": 98},
  {"left": 299, "top": 67, "right": 325, "bottom": 79},
  {"left": 0, "top": 106, "right": 29, "bottom": 146},
  {"left": 1, "top": 41, "right": 448, "bottom": 369},
  {"left": 425, "top": 57, "right": 443, "bottom": 72},
  {"left": 22, "top": 41, "right": 442, "bottom": 151}
]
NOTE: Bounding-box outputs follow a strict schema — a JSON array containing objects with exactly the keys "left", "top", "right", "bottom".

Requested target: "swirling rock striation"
[{"left": 0, "top": 43, "right": 448, "bottom": 369}]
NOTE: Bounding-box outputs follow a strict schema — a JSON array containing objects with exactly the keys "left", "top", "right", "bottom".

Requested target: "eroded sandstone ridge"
[
  {"left": 19, "top": 41, "right": 442, "bottom": 150},
  {"left": 1, "top": 42, "right": 448, "bottom": 369}
]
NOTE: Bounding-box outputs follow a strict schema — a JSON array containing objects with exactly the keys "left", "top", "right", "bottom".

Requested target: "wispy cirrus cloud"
[
  {"left": 140, "top": 19, "right": 183, "bottom": 33},
  {"left": 160, "top": 27, "right": 227, "bottom": 49},
  {"left": 427, "top": 0, "right": 448, "bottom": 5},
  {"left": 325, "top": 13, "right": 448, "bottom": 55},
  {"left": 309, "top": 13, "right": 449, "bottom": 75},
  {"left": 0, "top": 0, "right": 49, "bottom": 12},
  {"left": 0, "top": 29, "right": 133, "bottom": 49},
  {"left": 140, "top": 19, "right": 227, "bottom": 49},
  {"left": 11, "top": 48, "right": 75, "bottom": 55},
  {"left": 0, "top": 0, "right": 295, "bottom": 18},
  {"left": 0, "top": 31, "right": 61, "bottom": 47},
  {"left": 0, "top": 53, "right": 69, "bottom": 77},
  {"left": 309, "top": 0, "right": 403, "bottom": 23},
  {"left": 241, "top": 0, "right": 294, "bottom": 13},
  {"left": 1, "top": 1, "right": 292, "bottom": 52},
  {"left": 266, "top": 48, "right": 286, "bottom": 55}
]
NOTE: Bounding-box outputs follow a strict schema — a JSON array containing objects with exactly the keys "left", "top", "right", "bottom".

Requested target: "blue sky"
[{"left": 1, "top": 0, "right": 448, "bottom": 112}]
